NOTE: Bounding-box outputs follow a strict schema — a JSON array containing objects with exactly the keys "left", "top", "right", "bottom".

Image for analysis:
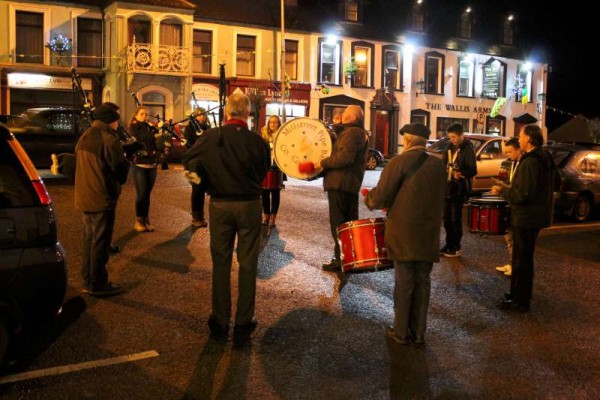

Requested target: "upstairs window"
[
  {"left": 457, "top": 56, "right": 475, "bottom": 97},
  {"left": 285, "top": 39, "right": 298, "bottom": 81},
  {"left": 425, "top": 51, "right": 444, "bottom": 94},
  {"left": 236, "top": 34, "right": 256, "bottom": 77},
  {"left": 318, "top": 38, "right": 341, "bottom": 85},
  {"left": 458, "top": 9, "right": 473, "bottom": 39},
  {"left": 409, "top": 6, "right": 424, "bottom": 32},
  {"left": 382, "top": 45, "right": 403, "bottom": 91},
  {"left": 482, "top": 58, "right": 507, "bottom": 99},
  {"left": 502, "top": 19, "right": 514, "bottom": 46},
  {"left": 351, "top": 42, "right": 373, "bottom": 88},
  {"left": 128, "top": 19, "right": 151, "bottom": 44},
  {"left": 514, "top": 63, "right": 533, "bottom": 103},
  {"left": 193, "top": 29, "right": 212, "bottom": 74},
  {"left": 16, "top": 11, "right": 43, "bottom": 64},
  {"left": 160, "top": 21, "right": 182, "bottom": 46},
  {"left": 345, "top": 0, "right": 358, "bottom": 22},
  {"left": 77, "top": 18, "right": 102, "bottom": 68}
]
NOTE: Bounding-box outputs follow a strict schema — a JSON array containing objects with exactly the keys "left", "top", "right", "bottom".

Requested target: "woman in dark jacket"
[{"left": 129, "top": 106, "right": 163, "bottom": 232}]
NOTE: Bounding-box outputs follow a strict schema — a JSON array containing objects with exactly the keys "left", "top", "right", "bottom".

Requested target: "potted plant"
[
  {"left": 46, "top": 33, "right": 72, "bottom": 66},
  {"left": 344, "top": 58, "right": 358, "bottom": 83}
]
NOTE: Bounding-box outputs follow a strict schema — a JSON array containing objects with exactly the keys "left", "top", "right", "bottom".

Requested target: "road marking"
[
  {"left": 545, "top": 222, "right": 600, "bottom": 230},
  {"left": 0, "top": 350, "right": 159, "bottom": 385}
]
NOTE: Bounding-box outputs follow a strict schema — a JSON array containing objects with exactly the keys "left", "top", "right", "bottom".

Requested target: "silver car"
[{"left": 427, "top": 133, "right": 510, "bottom": 193}]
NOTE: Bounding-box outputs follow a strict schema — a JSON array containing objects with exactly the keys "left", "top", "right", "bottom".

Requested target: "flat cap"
[
  {"left": 399, "top": 123, "right": 431, "bottom": 139},
  {"left": 93, "top": 104, "right": 120, "bottom": 124}
]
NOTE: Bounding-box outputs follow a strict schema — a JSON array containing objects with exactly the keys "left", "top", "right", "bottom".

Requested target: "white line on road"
[
  {"left": 545, "top": 222, "right": 600, "bottom": 230},
  {"left": 0, "top": 350, "right": 159, "bottom": 385}
]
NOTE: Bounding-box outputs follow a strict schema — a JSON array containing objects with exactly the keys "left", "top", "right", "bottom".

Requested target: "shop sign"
[
  {"left": 192, "top": 84, "right": 220, "bottom": 101},
  {"left": 232, "top": 85, "right": 309, "bottom": 105},
  {"left": 425, "top": 102, "right": 491, "bottom": 114},
  {"left": 8, "top": 73, "right": 92, "bottom": 91}
]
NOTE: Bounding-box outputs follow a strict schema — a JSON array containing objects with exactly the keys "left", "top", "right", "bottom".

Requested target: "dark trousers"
[
  {"left": 191, "top": 183, "right": 206, "bottom": 220},
  {"left": 327, "top": 190, "right": 359, "bottom": 261},
  {"left": 393, "top": 261, "right": 433, "bottom": 339},
  {"left": 132, "top": 165, "right": 157, "bottom": 218},
  {"left": 82, "top": 209, "right": 115, "bottom": 290},
  {"left": 510, "top": 226, "right": 540, "bottom": 305},
  {"left": 209, "top": 199, "right": 262, "bottom": 327},
  {"left": 443, "top": 195, "right": 465, "bottom": 249},
  {"left": 261, "top": 189, "right": 281, "bottom": 215}
]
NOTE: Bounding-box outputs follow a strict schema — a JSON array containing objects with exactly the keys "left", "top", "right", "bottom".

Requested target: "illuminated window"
[
  {"left": 515, "top": 64, "right": 533, "bottom": 103},
  {"left": 425, "top": 51, "right": 445, "bottom": 94},
  {"left": 382, "top": 46, "right": 402, "bottom": 91},
  {"left": 351, "top": 43, "right": 373, "bottom": 88},
  {"left": 457, "top": 57, "right": 475, "bottom": 97},
  {"left": 236, "top": 35, "right": 256, "bottom": 77},
  {"left": 345, "top": 1, "right": 358, "bottom": 22},
  {"left": 318, "top": 38, "right": 341, "bottom": 85}
]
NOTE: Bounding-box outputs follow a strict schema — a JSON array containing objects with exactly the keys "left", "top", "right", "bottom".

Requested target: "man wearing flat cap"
[
  {"left": 75, "top": 103, "right": 130, "bottom": 297},
  {"left": 364, "top": 123, "right": 446, "bottom": 345}
]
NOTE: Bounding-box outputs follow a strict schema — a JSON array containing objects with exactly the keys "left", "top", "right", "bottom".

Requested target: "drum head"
[
  {"left": 273, "top": 118, "right": 333, "bottom": 180},
  {"left": 470, "top": 196, "right": 507, "bottom": 205}
]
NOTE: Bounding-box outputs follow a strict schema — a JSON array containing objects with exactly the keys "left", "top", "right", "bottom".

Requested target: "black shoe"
[
  {"left": 498, "top": 299, "right": 530, "bottom": 312},
  {"left": 110, "top": 244, "right": 120, "bottom": 254},
  {"left": 504, "top": 292, "right": 513, "bottom": 300},
  {"left": 83, "top": 282, "right": 123, "bottom": 297},
  {"left": 208, "top": 317, "right": 229, "bottom": 342},
  {"left": 322, "top": 259, "right": 341, "bottom": 272},
  {"left": 439, "top": 245, "right": 451, "bottom": 255},
  {"left": 385, "top": 327, "right": 410, "bottom": 345}
]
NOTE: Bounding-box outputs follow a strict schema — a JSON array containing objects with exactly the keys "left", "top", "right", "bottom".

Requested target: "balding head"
[
  {"left": 341, "top": 105, "right": 363, "bottom": 125},
  {"left": 225, "top": 93, "right": 251, "bottom": 120}
]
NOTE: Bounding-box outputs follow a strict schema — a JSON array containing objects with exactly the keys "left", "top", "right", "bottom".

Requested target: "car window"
[
  {"left": 578, "top": 151, "right": 600, "bottom": 177},
  {"left": 0, "top": 139, "right": 37, "bottom": 207},
  {"left": 546, "top": 148, "right": 572, "bottom": 168},
  {"left": 480, "top": 140, "right": 503, "bottom": 159}
]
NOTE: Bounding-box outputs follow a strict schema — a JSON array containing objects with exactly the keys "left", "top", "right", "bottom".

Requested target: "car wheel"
[
  {"left": 573, "top": 194, "right": 593, "bottom": 222},
  {"left": 366, "top": 154, "right": 378, "bottom": 170}
]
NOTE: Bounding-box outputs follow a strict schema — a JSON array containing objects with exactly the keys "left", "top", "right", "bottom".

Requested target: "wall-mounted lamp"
[{"left": 415, "top": 79, "right": 426, "bottom": 97}]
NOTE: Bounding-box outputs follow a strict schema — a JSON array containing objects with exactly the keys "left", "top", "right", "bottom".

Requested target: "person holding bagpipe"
[
  {"left": 129, "top": 106, "right": 165, "bottom": 232},
  {"left": 184, "top": 107, "right": 211, "bottom": 227}
]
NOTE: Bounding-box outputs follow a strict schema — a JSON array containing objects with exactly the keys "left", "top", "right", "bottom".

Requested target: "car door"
[{"left": 473, "top": 138, "right": 507, "bottom": 192}]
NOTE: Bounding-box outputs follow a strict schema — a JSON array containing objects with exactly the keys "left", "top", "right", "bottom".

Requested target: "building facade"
[{"left": 0, "top": 0, "right": 548, "bottom": 157}]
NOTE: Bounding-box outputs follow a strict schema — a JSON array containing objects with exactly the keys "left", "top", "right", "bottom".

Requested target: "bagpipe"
[
  {"left": 130, "top": 92, "right": 187, "bottom": 147},
  {"left": 70, "top": 68, "right": 143, "bottom": 160}
]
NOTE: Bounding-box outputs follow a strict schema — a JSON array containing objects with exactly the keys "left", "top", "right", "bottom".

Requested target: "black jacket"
[
  {"left": 184, "top": 120, "right": 210, "bottom": 148},
  {"left": 442, "top": 138, "right": 477, "bottom": 197},
  {"left": 129, "top": 121, "right": 163, "bottom": 166}
]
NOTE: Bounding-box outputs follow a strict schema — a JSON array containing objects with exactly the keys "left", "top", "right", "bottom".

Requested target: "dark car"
[
  {"left": 427, "top": 133, "right": 510, "bottom": 193},
  {"left": 0, "top": 124, "right": 67, "bottom": 366},
  {"left": 499, "top": 142, "right": 600, "bottom": 222},
  {"left": 366, "top": 148, "right": 384, "bottom": 170},
  {"left": 4, "top": 108, "right": 87, "bottom": 168}
]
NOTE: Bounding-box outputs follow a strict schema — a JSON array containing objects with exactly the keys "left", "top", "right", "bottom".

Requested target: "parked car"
[
  {"left": 4, "top": 108, "right": 87, "bottom": 168},
  {"left": 366, "top": 148, "right": 384, "bottom": 170},
  {"left": 0, "top": 123, "right": 67, "bottom": 366},
  {"left": 427, "top": 133, "right": 511, "bottom": 193},
  {"left": 499, "top": 142, "right": 600, "bottom": 222}
]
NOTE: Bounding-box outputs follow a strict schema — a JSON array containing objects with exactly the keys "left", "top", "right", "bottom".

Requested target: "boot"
[
  {"left": 144, "top": 217, "right": 155, "bottom": 232},
  {"left": 262, "top": 214, "right": 270, "bottom": 226},
  {"left": 134, "top": 217, "right": 147, "bottom": 232},
  {"left": 269, "top": 214, "right": 277, "bottom": 227}
]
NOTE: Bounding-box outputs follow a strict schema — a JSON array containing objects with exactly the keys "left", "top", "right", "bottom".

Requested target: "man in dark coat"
[
  {"left": 492, "top": 124, "right": 556, "bottom": 312},
  {"left": 315, "top": 105, "right": 369, "bottom": 271},
  {"left": 75, "top": 104, "right": 130, "bottom": 297},
  {"left": 183, "top": 93, "right": 270, "bottom": 342},
  {"left": 365, "top": 123, "right": 446, "bottom": 345},
  {"left": 440, "top": 123, "right": 477, "bottom": 257}
]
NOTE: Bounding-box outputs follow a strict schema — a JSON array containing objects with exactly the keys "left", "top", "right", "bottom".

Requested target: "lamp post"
[{"left": 280, "top": 0, "right": 286, "bottom": 123}]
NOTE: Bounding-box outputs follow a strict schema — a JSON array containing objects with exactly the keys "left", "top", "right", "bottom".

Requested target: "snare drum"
[
  {"left": 261, "top": 169, "right": 283, "bottom": 190},
  {"left": 337, "top": 218, "right": 393, "bottom": 273},
  {"left": 273, "top": 118, "right": 333, "bottom": 180},
  {"left": 468, "top": 197, "right": 509, "bottom": 235}
]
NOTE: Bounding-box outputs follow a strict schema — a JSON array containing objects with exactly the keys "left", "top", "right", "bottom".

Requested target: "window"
[
  {"left": 193, "top": 30, "right": 212, "bottom": 74},
  {"left": 482, "top": 58, "right": 506, "bottom": 99},
  {"left": 409, "top": 7, "right": 424, "bottom": 32},
  {"left": 77, "top": 18, "right": 102, "bottom": 68},
  {"left": 436, "top": 117, "right": 469, "bottom": 139},
  {"left": 129, "top": 19, "right": 151, "bottom": 44},
  {"left": 514, "top": 64, "right": 533, "bottom": 103},
  {"left": 382, "top": 47, "right": 402, "bottom": 90},
  {"left": 486, "top": 115, "right": 505, "bottom": 135},
  {"left": 481, "top": 140, "right": 505, "bottom": 159},
  {"left": 285, "top": 39, "right": 298, "bottom": 81},
  {"left": 160, "top": 21, "right": 182, "bottom": 46},
  {"left": 142, "top": 91, "right": 166, "bottom": 121},
  {"left": 457, "top": 57, "right": 475, "bottom": 97},
  {"left": 351, "top": 42, "right": 373, "bottom": 88},
  {"left": 502, "top": 21, "right": 514, "bottom": 46},
  {"left": 318, "top": 38, "right": 341, "bottom": 85},
  {"left": 459, "top": 13, "right": 472, "bottom": 39},
  {"left": 16, "top": 11, "right": 43, "bottom": 64},
  {"left": 425, "top": 51, "right": 444, "bottom": 94},
  {"left": 345, "top": 0, "right": 358, "bottom": 22},
  {"left": 236, "top": 35, "right": 256, "bottom": 77}
]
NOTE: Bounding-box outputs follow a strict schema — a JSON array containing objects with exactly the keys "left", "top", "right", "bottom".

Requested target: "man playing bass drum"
[{"left": 184, "top": 107, "right": 211, "bottom": 227}]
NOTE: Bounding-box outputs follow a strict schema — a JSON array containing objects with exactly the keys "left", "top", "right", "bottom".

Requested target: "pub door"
[{"left": 374, "top": 110, "right": 389, "bottom": 155}]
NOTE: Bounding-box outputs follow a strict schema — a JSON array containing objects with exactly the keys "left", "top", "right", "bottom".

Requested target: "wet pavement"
[{"left": 1, "top": 166, "right": 599, "bottom": 399}]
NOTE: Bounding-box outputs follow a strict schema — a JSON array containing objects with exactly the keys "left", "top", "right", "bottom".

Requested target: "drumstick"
[{"left": 491, "top": 177, "right": 510, "bottom": 188}]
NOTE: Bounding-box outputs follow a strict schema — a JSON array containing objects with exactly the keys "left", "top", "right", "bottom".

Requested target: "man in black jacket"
[
  {"left": 183, "top": 93, "right": 270, "bottom": 342},
  {"left": 184, "top": 108, "right": 211, "bottom": 227},
  {"left": 492, "top": 124, "right": 556, "bottom": 312},
  {"left": 316, "top": 105, "right": 369, "bottom": 271},
  {"left": 440, "top": 123, "right": 477, "bottom": 257}
]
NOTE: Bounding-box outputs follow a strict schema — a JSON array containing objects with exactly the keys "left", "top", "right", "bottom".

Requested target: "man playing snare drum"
[
  {"left": 315, "top": 105, "right": 369, "bottom": 272},
  {"left": 364, "top": 123, "right": 446, "bottom": 345}
]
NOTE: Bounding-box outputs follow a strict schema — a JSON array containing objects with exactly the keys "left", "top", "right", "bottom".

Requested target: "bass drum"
[{"left": 273, "top": 118, "right": 333, "bottom": 180}]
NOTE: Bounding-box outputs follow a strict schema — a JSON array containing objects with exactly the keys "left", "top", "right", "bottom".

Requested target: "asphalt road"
[{"left": 1, "top": 165, "right": 599, "bottom": 399}]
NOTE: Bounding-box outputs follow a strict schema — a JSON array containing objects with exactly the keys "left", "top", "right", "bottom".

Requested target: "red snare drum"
[
  {"left": 337, "top": 218, "right": 393, "bottom": 273},
  {"left": 261, "top": 169, "right": 283, "bottom": 190},
  {"left": 468, "top": 197, "right": 509, "bottom": 235}
]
